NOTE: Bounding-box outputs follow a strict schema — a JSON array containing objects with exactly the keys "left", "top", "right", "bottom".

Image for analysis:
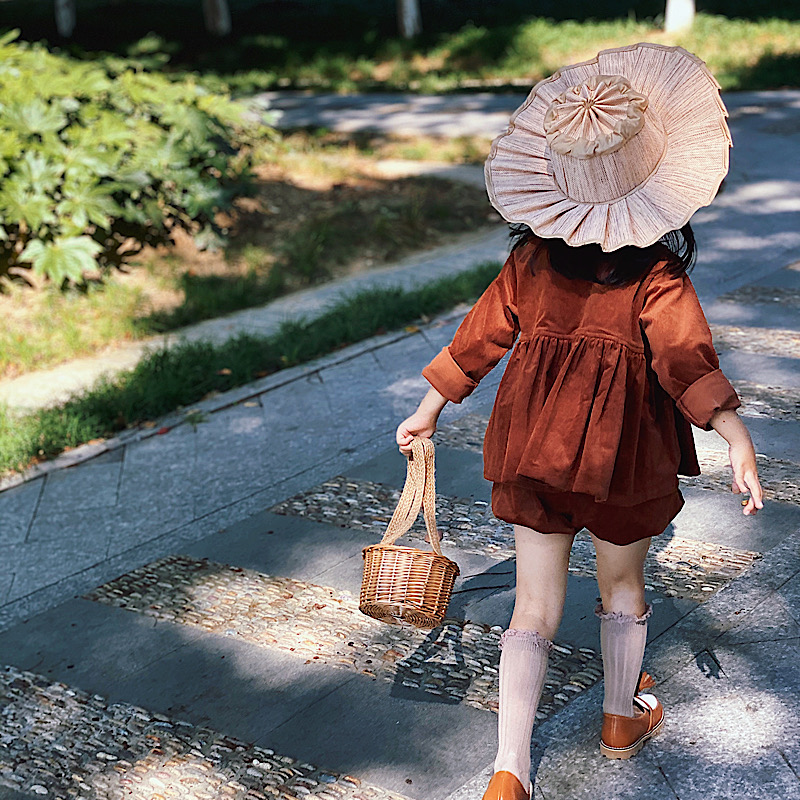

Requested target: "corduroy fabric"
[
  {"left": 494, "top": 630, "right": 552, "bottom": 794},
  {"left": 421, "top": 239, "right": 740, "bottom": 508},
  {"left": 596, "top": 603, "right": 652, "bottom": 717},
  {"left": 491, "top": 484, "right": 684, "bottom": 545}
]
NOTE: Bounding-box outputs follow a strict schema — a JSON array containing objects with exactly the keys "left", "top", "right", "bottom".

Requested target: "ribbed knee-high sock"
[
  {"left": 493, "top": 629, "right": 552, "bottom": 793},
  {"left": 596, "top": 603, "right": 652, "bottom": 718}
]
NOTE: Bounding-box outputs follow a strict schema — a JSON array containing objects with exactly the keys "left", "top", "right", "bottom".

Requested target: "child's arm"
[
  {"left": 395, "top": 250, "right": 522, "bottom": 454},
  {"left": 708, "top": 408, "right": 764, "bottom": 515},
  {"left": 396, "top": 387, "right": 449, "bottom": 454}
]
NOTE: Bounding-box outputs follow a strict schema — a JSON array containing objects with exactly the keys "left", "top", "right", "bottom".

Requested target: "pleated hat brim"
[{"left": 485, "top": 43, "right": 732, "bottom": 252}]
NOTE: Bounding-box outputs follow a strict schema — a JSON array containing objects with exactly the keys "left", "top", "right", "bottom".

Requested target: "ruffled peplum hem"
[{"left": 483, "top": 332, "right": 684, "bottom": 504}]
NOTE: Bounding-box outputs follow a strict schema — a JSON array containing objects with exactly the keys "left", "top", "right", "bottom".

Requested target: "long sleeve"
[
  {"left": 640, "top": 270, "right": 740, "bottom": 429},
  {"left": 422, "top": 251, "right": 520, "bottom": 403}
]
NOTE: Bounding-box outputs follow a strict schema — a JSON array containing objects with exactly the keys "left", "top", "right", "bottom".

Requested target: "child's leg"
[
  {"left": 591, "top": 534, "right": 651, "bottom": 717},
  {"left": 493, "top": 525, "right": 574, "bottom": 793}
]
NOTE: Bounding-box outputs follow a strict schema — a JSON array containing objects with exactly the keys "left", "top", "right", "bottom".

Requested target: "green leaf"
[
  {"left": 20, "top": 236, "right": 103, "bottom": 284},
  {"left": 16, "top": 151, "right": 63, "bottom": 192},
  {"left": 3, "top": 99, "right": 67, "bottom": 135},
  {"left": 0, "top": 179, "right": 56, "bottom": 231},
  {"left": 182, "top": 179, "right": 223, "bottom": 218},
  {"left": 57, "top": 181, "right": 119, "bottom": 230}
]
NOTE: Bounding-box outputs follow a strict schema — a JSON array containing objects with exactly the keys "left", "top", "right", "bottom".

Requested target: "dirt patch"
[{"left": 0, "top": 153, "right": 499, "bottom": 378}]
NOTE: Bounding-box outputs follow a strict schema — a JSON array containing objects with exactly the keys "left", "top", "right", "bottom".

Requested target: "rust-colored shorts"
[{"left": 491, "top": 482, "right": 684, "bottom": 546}]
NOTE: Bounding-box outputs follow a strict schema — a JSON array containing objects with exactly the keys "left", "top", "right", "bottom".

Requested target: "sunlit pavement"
[{"left": 1, "top": 93, "right": 800, "bottom": 799}]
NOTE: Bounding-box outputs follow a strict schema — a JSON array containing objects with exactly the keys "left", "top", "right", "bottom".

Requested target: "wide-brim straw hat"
[{"left": 485, "top": 43, "right": 732, "bottom": 252}]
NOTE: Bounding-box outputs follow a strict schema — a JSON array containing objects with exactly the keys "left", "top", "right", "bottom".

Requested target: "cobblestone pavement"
[
  {"left": 270, "top": 475, "right": 762, "bottom": 603},
  {"left": 1, "top": 91, "right": 800, "bottom": 800},
  {"left": 0, "top": 665, "right": 407, "bottom": 800},
  {"left": 86, "top": 556, "right": 601, "bottom": 720}
]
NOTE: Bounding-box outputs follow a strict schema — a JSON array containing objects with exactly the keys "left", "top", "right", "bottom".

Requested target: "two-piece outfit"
[
  {"left": 414, "top": 42, "right": 741, "bottom": 799},
  {"left": 422, "top": 237, "right": 740, "bottom": 544}
]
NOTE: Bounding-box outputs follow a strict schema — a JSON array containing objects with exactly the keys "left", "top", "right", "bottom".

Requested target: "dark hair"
[{"left": 509, "top": 222, "right": 696, "bottom": 286}]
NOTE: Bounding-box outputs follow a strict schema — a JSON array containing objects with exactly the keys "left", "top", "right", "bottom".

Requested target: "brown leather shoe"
[
  {"left": 600, "top": 693, "right": 664, "bottom": 759},
  {"left": 481, "top": 771, "right": 531, "bottom": 800}
]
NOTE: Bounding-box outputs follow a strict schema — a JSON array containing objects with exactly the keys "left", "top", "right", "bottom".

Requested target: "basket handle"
[{"left": 379, "top": 436, "right": 442, "bottom": 555}]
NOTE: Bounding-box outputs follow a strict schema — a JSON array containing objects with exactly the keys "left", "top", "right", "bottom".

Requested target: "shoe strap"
[{"left": 637, "top": 670, "right": 656, "bottom": 693}]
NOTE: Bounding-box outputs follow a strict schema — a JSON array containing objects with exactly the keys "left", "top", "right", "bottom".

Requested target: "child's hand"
[
  {"left": 729, "top": 440, "right": 764, "bottom": 516},
  {"left": 395, "top": 387, "right": 450, "bottom": 454},
  {"left": 396, "top": 411, "right": 437, "bottom": 455}
]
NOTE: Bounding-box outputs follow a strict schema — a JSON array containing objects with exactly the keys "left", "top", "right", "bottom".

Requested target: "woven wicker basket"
[{"left": 360, "top": 437, "right": 459, "bottom": 628}]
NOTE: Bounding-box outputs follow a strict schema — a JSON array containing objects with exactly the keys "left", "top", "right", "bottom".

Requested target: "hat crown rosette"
[
  {"left": 484, "top": 43, "right": 732, "bottom": 252},
  {"left": 543, "top": 75, "right": 648, "bottom": 159}
]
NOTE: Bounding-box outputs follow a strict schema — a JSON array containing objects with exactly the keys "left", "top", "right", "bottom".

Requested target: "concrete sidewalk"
[{"left": 0, "top": 91, "right": 799, "bottom": 800}]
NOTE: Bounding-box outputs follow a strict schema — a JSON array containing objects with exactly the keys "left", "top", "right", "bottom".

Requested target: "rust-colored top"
[{"left": 422, "top": 239, "right": 740, "bottom": 506}]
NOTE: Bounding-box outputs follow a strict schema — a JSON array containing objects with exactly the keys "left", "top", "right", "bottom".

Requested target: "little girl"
[{"left": 395, "top": 44, "right": 763, "bottom": 800}]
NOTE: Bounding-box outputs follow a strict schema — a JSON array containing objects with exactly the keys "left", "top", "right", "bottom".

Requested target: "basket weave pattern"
[{"left": 360, "top": 437, "right": 459, "bottom": 628}]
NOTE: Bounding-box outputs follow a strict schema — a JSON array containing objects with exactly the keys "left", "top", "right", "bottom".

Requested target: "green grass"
[
  {"left": 0, "top": 280, "right": 150, "bottom": 378},
  {"left": 0, "top": 260, "right": 502, "bottom": 475}
]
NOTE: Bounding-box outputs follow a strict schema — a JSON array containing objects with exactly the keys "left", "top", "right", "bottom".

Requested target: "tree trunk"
[
  {"left": 397, "top": 0, "right": 422, "bottom": 39},
  {"left": 203, "top": 0, "right": 232, "bottom": 36},
  {"left": 54, "top": 0, "right": 76, "bottom": 37},
  {"left": 664, "top": 0, "right": 695, "bottom": 32}
]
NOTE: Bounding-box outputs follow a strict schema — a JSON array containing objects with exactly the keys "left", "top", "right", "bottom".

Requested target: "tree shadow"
[{"left": 724, "top": 51, "right": 800, "bottom": 93}]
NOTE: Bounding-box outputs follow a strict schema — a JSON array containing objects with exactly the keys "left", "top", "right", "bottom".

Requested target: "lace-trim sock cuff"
[
  {"left": 595, "top": 602, "right": 653, "bottom": 624},
  {"left": 499, "top": 628, "right": 555, "bottom": 652}
]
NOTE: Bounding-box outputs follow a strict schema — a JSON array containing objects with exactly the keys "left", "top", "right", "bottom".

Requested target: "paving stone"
[
  {"left": 533, "top": 741, "right": 677, "bottom": 800},
  {"left": 0, "top": 479, "right": 42, "bottom": 546},
  {"left": 116, "top": 425, "right": 197, "bottom": 497},
  {"left": 717, "top": 285, "right": 800, "bottom": 308},
  {"left": 672, "top": 486, "right": 800, "bottom": 553},
  {"left": 272, "top": 477, "right": 763, "bottom": 603},
  {"left": 719, "top": 350, "right": 800, "bottom": 390},
  {"left": 648, "top": 648, "right": 800, "bottom": 800},
  {"left": 695, "top": 413, "right": 800, "bottom": 466},
  {"left": 345, "top": 445, "right": 491, "bottom": 503},
  {"left": 776, "top": 569, "right": 800, "bottom": 619},
  {"left": 686, "top": 448, "right": 800, "bottom": 504},
  {"left": 321, "top": 352, "right": 400, "bottom": 438},
  {"left": 716, "top": 590, "right": 800, "bottom": 645},
  {"left": 0, "top": 664, "right": 406, "bottom": 800},
  {"left": 85, "top": 555, "right": 603, "bottom": 721},
  {"left": 259, "top": 671, "right": 499, "bottom": 800},
  {"left": 643, "top": 530, "right": 800, "bottom": 684},
  {"left": 0, "top": 574, "right": 14, "bottom": 608},
  {"left": 711, "top": 639, "right": 800, "bottom": 779},
  {"left": 734, "top": 381, "right": 800, "bottom": 422},
  {"left": 101, "top": 628, "right": 357, "bottom": 744},
  {"left": 706, "top": 294, "right": 800, "bottom": 331},
  {"left": 190, "top": 405, "right": 276, "bottom": 517},
  {"left": 3, "top": 539, "right": 108, "bottom": 604},
  {"left": 0, "top": 598, "right": 203, "bottom": 690},
  {"left": 103, "top": 502, "right": 197, "bottom": 556},
  {"left": 183, "top": 511, "right": 377, "bottom": 587},
  {"left": 0, "top": 788, "right": 39, "bottom": 800},
  {"left": 758, "top": 261, "right": 800, "bottom": 290},
  {"left": 35, "top": 461, "right": 122, "bottom": 517},
  {"left": 371, "top": 330, "right": 437, "bottom": 380}
]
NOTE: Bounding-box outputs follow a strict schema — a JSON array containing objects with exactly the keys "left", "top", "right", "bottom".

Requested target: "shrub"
[{"left": 0, "top": 31, "right": 272, "bottom": 287}]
